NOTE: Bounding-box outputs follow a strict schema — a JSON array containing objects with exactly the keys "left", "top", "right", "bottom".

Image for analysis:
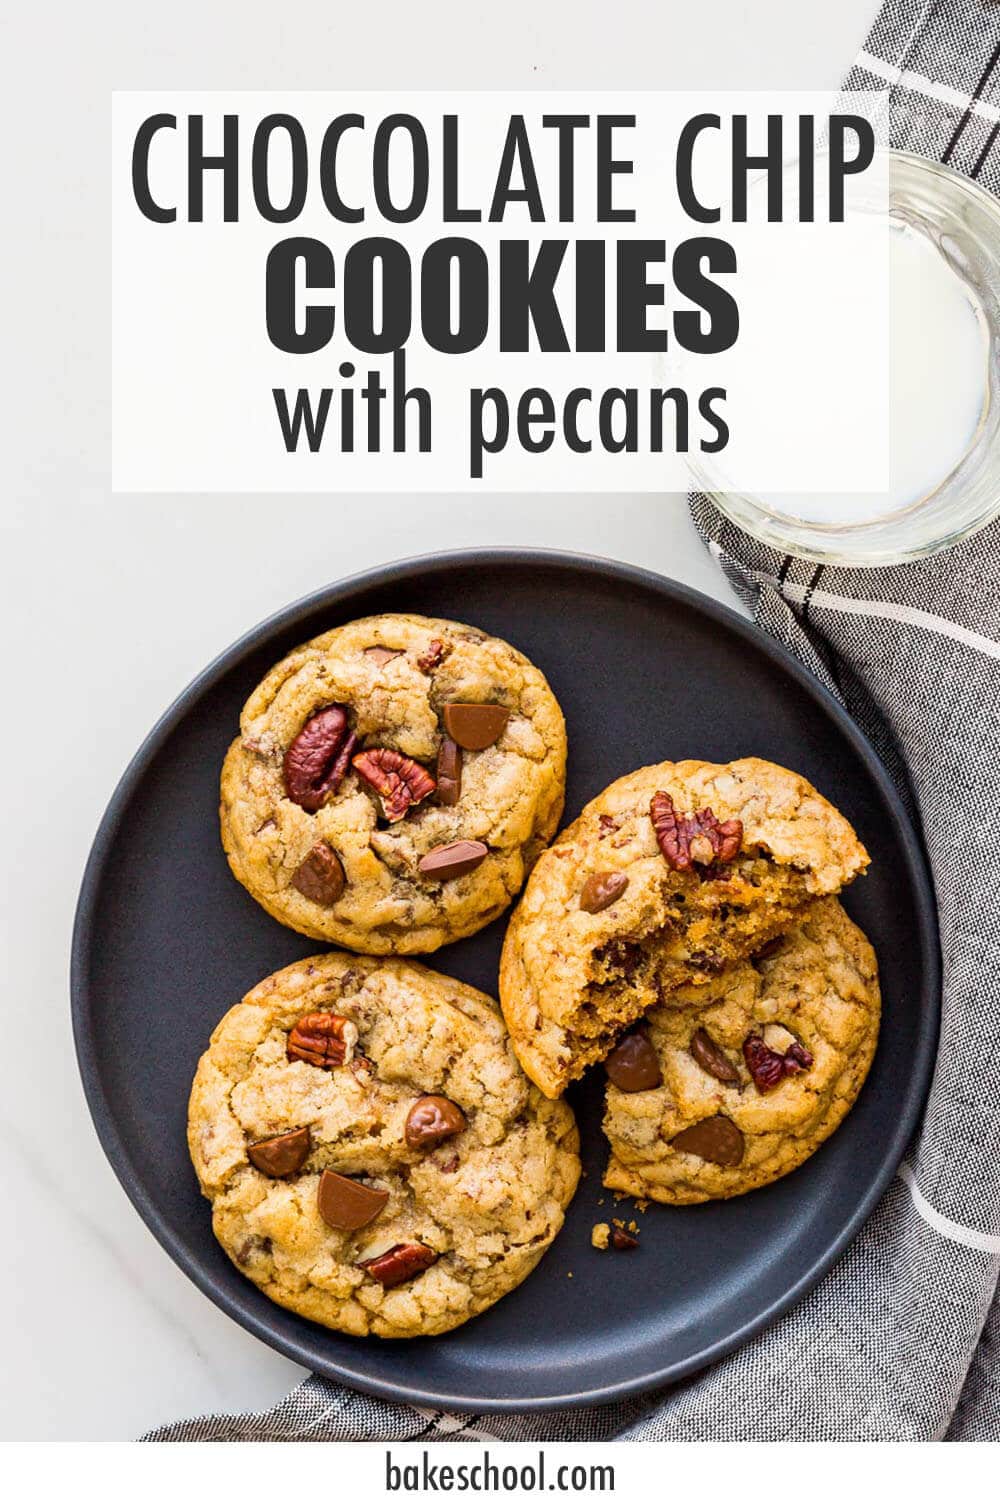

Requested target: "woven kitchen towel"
[{"left": 145, "top": 1, "right": 1000, "bottom": 1442}]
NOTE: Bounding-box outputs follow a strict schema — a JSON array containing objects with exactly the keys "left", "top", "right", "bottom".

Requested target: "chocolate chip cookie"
[
  {"left": 220, "top": 614, "right": 566, "bottom": 954},
  {"left": 602, "top": 898, "right": 880, "bottom": 1203},
  {"left": 499, "top": 758, "right": 869, "bottom": 1097},
  {"left": 188, "top": 952, "right": 581, "bottom": 1338}
]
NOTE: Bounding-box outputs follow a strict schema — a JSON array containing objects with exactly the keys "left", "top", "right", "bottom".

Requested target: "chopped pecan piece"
[
  {"left": 743, "top": 1031, "right": 813, "bottom": 1093},
  {"left": 283, "top": 705, "right": 357, "bottom": 812},
  {"left": 359, "top": 1242, "right": 438, "bottom": 1288},
  {"left": 650, "top": 792, "right": 742, "bottom": 872},
  {"left": 352, "top": 748, "right": 436, "bottom": 821},
  {"left": 417, "top": 638, "right": 446, "bottom": 673},
  {"left": 287, "top": 1012, "right": 358, "bottom": 1068},
  {"left": 611, "top": 1227, "right": 639, "bottom": 1251}
]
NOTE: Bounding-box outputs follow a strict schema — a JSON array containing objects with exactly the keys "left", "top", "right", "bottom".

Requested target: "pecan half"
[
  {"left": 352, "top": 748, "right": 436, "bottom": 822},
  {"left": 358, "top": 1242, "right": 439, "bottom": 1288},
  {"left": 743, "top": 1031, "right": 813, "bottom": 1093},
  {"left": 287, "top": 1012, "right": 358, "bottom": 1068},
  {"left": 650, "top": 792, "right": 742, "bottom": 872},
  {"left": 283, "top": 705, "right": 357, "bottom": 812}
]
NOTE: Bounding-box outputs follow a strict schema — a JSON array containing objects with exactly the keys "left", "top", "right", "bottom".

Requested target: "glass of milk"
[{"left": 703, "top": 151, "right": 1000, "bottom": 566}]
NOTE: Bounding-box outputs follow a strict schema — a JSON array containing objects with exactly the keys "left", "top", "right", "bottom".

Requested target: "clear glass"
[{"left": 698, "top": 152, "right": 1000, "bottom": 566}]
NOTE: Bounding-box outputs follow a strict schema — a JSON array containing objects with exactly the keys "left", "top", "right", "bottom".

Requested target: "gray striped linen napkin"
[{"left": 146, "top": 1, "right": 1000, "bottom": 1442}]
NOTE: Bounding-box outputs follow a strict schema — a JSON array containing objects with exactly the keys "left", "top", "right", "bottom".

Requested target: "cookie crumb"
[{"left": 591, "top": 1223, "right": 611, "bottom": 1251}]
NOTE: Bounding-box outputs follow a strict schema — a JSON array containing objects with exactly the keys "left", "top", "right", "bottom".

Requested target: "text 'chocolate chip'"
[
  {"left": 442, "top": 703, "right": 509, "bottom": 750},
  {"left": 418, "top": 839, "right": 488, "bottom": 880},
  {"left": 605, "top": 1030, "right": 663, "bottom": 1092},
  {"left": 580, "top": 871, "right": 629, "bottom": 914},
  {"left": 317, "top": 1170, "right": 389, "bottom": 1231},
  {"left": 247, "top": 1126, "right": 311, "bottom": 1178},
  {"left": 670, "top": 1115, "right": 745, "bottom": 1166}
]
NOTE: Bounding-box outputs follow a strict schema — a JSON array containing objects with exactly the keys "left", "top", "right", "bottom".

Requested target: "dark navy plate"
[{"left": 72, "top": 550, "right": 938, "bottom": 1412}]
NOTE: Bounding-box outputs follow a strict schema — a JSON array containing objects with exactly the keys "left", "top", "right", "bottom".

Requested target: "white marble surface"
[{"left": 2, "top": 0, "right": 877, "bottom": 1439}]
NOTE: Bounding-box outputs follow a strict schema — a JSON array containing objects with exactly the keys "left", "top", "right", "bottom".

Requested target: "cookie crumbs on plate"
[{"left": 591, "top": 1223, "right": 611, "bottom": 1250}]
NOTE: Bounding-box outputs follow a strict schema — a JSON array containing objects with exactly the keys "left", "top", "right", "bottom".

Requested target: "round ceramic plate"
[{"left": 72, "top": 550, "right": 939, "bottom": 1412}]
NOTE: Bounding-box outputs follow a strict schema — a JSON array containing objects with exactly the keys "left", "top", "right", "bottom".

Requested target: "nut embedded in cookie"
[
  {"left": 187, "top": 952, "right": 581, "bottom": 1338},
  {"left": 219, "top": 613, "right": 567, "bottom": 955},
  {"left": 499, "top": 758, "right": 870, "bottom": 1099},
  {"left": 602, "top": 898, "right": 880, "bottom": 1204}
]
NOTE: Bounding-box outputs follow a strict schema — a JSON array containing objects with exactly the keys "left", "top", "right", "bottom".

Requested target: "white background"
[{"left": 3, "top": 0, "right": 877, "bottom": 1441}]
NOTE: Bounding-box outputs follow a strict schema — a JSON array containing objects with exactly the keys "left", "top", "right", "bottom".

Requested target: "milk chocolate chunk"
[
  {"left": 605, "top": 1030, "right": 663, "bottom": 1092},
  {"left": 670, "top": 1115, "right": 745, "bottom": 1166},
  {"left": 405, "top": 1094, "right": 467, "bottom": 1148},
  {"left": 580, "top": 871, "right": 629, "bottom": 913},
  {"left": 418, "top": 839, "right": 488, "bottom": 880},
  {"left": 436, "top": 736, "right": 462, "bottom": 806},
  {"left": 247, "top": 1126, "right": 311, "bottom": 1178},
  {"left": 291, "top": 842, "right": 345, "bottom": 905},
  {"left": 689, "top": 1028, "right": 740, "bottom": 1084},
  {"left": 317, "top": 1170, "right": 389, "bottom": 1231},
  {"left": 365, "top": 645, "right": 403, "bottom": 667},
  {"left": 441, "top": 703, "right": 509, "bottom": 750}
]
